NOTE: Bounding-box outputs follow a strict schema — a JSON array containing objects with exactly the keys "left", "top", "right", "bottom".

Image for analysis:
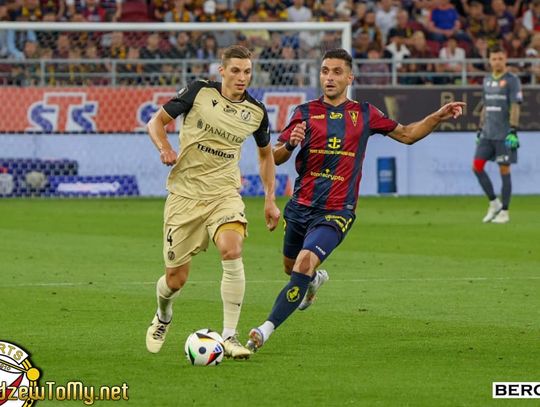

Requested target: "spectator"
[
  {"left": 387, "top": 9, "right": 418, "bottom": 46},
  {"left": 405, "top": 30, "right": 436, "bottom": 84},
  {"left": 105, "top": 31, "right": 127, "bottom": 59},
  {"left": 481, "top": 13, "right": 501, "bottom": 48},
  {"left": 227, "top": 0, "right": 256, "bottom": 22},
  {"left": 259, "top": 31, "right": 282, "bottom": 71},
  {"left": 352, "top": 29, "right": 371, "bottom": 58},
  {"left": 287, "top": 0, "right": 311, "bottom": 22},
  {"left": 375, "top": 0, "right": 398, "bottom": 43},
  {"left": 504, "top": 33, "right": 527, "bottom": 74},
  {"left": 10, "top": 40, "right": 40, "bottom": 85},
  {"left": 314, "top": 0, "right": 339, "bottom": 21},
  {"left": 17, "top": 0, "right": 43, "bottom": 21},
  {"left": 118, "top": 46, "right": 142, "bottom": 85},
  {"left": 140, "top": 33, "right": 166, "bottom": 84},
  {"left": 351, "top": 2, "right": 367, "bottom": 33},
  {"left": 385, "top": 32, "right": 411, "bottom": 71},
  {"left": 468, "top": 36, "right": 490, "bottom": 82},
  {"left": 270, "top": 44, "right": 301, "bottom": 85},
  {"left": 164, "top": 0, "right": 193, "bottom": 22},
  {"left": 0, "top": 3, "right": 10, "bottom": 58},
  {"left": 197, "top": 0, "right": 219, "bottom": 21},
  {"left": 100, "top": 0, "right": 121, "bottom": 21},
  {"left": 168, "top": 32, "right": 197, "bottom": 59},
  {"left": 150, "top": 0, "right": 170, "bottom": 21},
  {"left": 426, "top": 0, "right": 461, "bottom": 42},
  {"left": 436, "top": 35, "right": 466, "bottom": 83},
  {"left": 257, "top": 0, "right": 287, "bottom": 22},
  {"left": 84, "top": 42, "right": 109, "bottom": 85},
  {"left": 522, "top": 0, "right": 540, "bottom": 34},
  {"left": 361, "top": 10, "right": 384, "bottom": 47},
  {"left": 196, "top": 34, "right": 218, "bottom": 60},
  {"left": 492, "top": 0, "right": 514, "bottom": 40},
  {"left": 357, "top": 44, "right": 391, "bottom": 85},
  {"left": 80, "top": 0, "right": 106, "bottom": 22},
  {"left": 7, "top": 16, "right": 37, "bottom": 60},
  {"left": 40, "top": 0, "right": 66, "bottom": 20},
  {"left": 464, "top": 0, "right": 485, "bottom": 41}
]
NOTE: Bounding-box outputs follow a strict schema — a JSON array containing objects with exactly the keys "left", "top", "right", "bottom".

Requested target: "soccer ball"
[{"left": 184, "top": 329, "right": 224, "bottom": 366}]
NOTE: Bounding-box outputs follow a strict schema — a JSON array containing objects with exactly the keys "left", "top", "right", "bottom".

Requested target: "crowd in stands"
[{"left": 1, "top": 0, "right": 540, "bottom": 85}]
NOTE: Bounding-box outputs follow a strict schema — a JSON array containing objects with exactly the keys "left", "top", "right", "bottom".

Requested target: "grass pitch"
[{"left": 1, "top": 196, "right": 539, "bottom": 406}]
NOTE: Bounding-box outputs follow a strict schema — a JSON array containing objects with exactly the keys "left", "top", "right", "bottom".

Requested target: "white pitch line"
[{"left": 2, "top": 276, "right": 540, "bottom": 288}]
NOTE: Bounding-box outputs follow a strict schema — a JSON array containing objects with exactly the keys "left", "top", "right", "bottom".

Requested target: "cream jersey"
[{"left": 163, "top": 80, "right": 270, "bottom": 199}]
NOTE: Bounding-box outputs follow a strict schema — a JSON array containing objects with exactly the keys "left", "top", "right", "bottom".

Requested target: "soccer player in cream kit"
[
  {"left": 473, "top": 45, "right": 522, "bottom": 224},
  {"left": 145, "top": 45, "right": 280, "bottom": 359}
]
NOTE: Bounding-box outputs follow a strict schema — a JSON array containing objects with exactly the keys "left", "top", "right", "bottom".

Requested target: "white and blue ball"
[{"left": 184, "top": 329, "right": 224, "bottom": 366}]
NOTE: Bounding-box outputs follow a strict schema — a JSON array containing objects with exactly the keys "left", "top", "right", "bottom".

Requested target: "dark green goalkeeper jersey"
[{"left": 480, "top": 72, "right": 522, "bottom": 140}]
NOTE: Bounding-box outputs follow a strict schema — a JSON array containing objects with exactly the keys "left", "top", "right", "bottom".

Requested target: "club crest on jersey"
[
  {"left": 328, "top": 136, "right": 341, "bottom": 149},
  {"left": 0, "top": 340, "right": 40, "bottom": 407},
  {"left": 240, "top": 109, "right": 251, "bottom": 121},
  {"left": 329, "top": 112, "right": 343, "bottom": 120},
  {"left": 348, "top": 111, "right": 358, "bottom": 126}
]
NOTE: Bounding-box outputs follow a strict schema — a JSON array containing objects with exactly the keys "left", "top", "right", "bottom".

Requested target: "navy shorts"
[
  {"left": 475, "top": 138, "right": 517, "bottom": 164},
  {"left": 283, "top": 200, "right": 355, "bottom": 262}
]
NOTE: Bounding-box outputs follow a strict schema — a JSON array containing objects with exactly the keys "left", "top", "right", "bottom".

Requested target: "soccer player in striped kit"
[{"left": 246, "top": 48, "right": 465, "bottom": 352}]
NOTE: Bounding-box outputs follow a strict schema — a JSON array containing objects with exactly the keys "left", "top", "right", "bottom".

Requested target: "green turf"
[{"left": 1, "top": 196, "right": 539, "bottom": 406}]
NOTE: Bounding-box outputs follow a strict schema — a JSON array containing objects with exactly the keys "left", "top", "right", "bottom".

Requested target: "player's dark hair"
[
  {"left": 488, "top": 45, "right": 506, "bottom": 56},
  {"left": 222, "top": 45, "right": 252, "bottom": 66},
  {"left": 322, "top": 48, "right": 353, "bottom": 69}
]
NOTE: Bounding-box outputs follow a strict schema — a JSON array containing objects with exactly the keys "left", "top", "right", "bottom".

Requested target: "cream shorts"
[{"left": 163, "top": 193, "right": 247, "bottom": 267}]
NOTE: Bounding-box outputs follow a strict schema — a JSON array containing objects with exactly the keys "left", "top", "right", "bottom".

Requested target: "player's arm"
[
  {"left": 147, "top": 81, "right": 204, "bottom": 166},
  {"left": 509, "top": 102, "right": 520, "bottom": 128},
  {"left": 147, "top": 107, "right": 177, "bottom": 166},
  {"left": 388, "top": 102, "right": 465, "bottom": 145},
  {"left": 273, "top": 121, "right": 306, "bottom": 165},
  {"left": 255, "top": 106, "right": 281, "bottom": 231},
  {"left": 273, "top": 107, "right": 305, "bottom": 165},
  {"left": 258, "top": 144, "right": 281, "bottom": 231},
  {"left": 478, "top": 105, "right": 485, "bottom": 129}
]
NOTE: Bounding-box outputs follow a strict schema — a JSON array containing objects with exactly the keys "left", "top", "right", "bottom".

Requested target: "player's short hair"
[
  {"left": 322, "top": 48, "right": 353, "bottom": 69},
  {"left": 488, "top": 45, "right": 506, "bottom": 56},
  {"left": 221, "top": 45, "right": 252, "bottom": 66}
]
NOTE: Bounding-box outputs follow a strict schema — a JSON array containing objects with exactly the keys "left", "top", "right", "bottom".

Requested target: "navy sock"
[
  {"left": 501, "top": 173, "right": 511, "bottom": 210},
  {"left": 474, "top": 170, "right": 496, "bottom": 201},
  {"left": 267, "top": 271, "right": 311, "bottom": 329}
]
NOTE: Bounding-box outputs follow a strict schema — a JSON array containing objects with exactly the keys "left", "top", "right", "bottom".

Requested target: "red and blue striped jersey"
[{"left": 279, "top": 97, "right": 398, "bottom": 211}]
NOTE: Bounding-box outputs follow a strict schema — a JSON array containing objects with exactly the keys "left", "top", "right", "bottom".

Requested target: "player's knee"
[
  {"left": 473, "top": 159, "right": 486, "bottom": 173},
  {"left": 499, "top": 164, "right": 511, "bottom": 175},
  {"left": 293, "top": 251, "right": 316, "bottom": 276},
  {"left": 166, "top": 267, "right": 188, "bottom": 290},
  {"left": 283, "top": 257, "right": 295, "bottom": 275},
  {"left": 219, "top": 245, "right": 242, "bottom": 260}
]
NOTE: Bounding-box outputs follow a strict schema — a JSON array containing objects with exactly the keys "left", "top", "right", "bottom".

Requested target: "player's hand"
[
  {"left": 289, "top": 121, "right": 306, "bottom": 147},
  {"left": 505, "top": 129, "right": 519, "bottom": 149},
  {"left": 160, "top": 148, "right": 177, "bottom": 166},
  {"left": 264, "top": 199, "right": 281, "bottom": 231},
  {"left": 435, "top": 102, "right": 466, "bottom": 121}
]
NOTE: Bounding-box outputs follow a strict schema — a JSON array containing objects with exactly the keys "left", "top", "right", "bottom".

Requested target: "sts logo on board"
[{"left": 26, "top": 92, "right": 97, "bottom": 133}]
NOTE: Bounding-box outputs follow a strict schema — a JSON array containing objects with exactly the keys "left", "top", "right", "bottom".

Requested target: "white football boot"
[
  {"left": 298, "top": 269, "right": 329, "bottom": 311},
  {"left": 223, "top": 333, "right": 251, "bottom": 359},
  {"left": 245, "top": 328, "right": 265, "bottom": 353},
  {"left": 482, "top": 199, "right": 502, "bottom": 223},
  {"left": 491, "top": 209, "right": 509, "bottom": 224},
  {"left": 146, "top": 315, "right": 171, "bottom": 353}
]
